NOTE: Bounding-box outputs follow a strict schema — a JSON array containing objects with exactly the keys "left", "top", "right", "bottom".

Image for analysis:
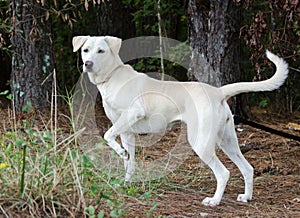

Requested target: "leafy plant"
[
  {"left": 107, "top": 199, "right": 128, "bottom": 217},
  {"left": 0, "top": 90, "right": 12, "bottom": 100},
  {"left": 85, "top": 205, "right": 105, "bottom": 218},
  {"left": 145, "top": 201, "right": 158, "bottom": 218},
  {"left": 259, "top": 98, "right": 269, "bottom": 108}
]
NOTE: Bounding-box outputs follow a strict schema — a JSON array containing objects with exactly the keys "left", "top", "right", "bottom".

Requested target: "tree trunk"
[
  {"left": 10, "top": 0, "right": 55, "bottom": 114},
  {"left": 187, "top": 0, "right": 247, "bottom": 116}
]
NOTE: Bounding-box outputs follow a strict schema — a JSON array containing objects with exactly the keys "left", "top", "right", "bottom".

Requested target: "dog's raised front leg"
[
  {"left": 121, "top": 133, "right": 136, "bottom": 182},
  {"left": 104, "top": 127, "right": 128, "bottom": 159},
  {"left": 104, "top": 108, "right": 145, "bottom": 160}
]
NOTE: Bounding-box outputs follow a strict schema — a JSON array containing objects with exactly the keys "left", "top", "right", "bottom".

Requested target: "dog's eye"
[
  {"left": 98, "top": 49, "right": 104, "bottom": 54},
  {"left": 83, "top": 48, "right": 89, "bottom": 53}
]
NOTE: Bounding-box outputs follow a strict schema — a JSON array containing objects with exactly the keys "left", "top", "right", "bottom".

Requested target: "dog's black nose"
[{"left": 85, "top": 61, "right": 93, "bottom": 68}]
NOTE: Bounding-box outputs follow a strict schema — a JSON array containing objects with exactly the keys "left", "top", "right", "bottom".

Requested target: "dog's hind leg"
[
  {"left": 187, "top": 124, "right": 230, "bottom": 206},
  {"left": 199, "top": 152, "right": 230, "bottom": 206},
  {"left": 121, "top": 133, "right": 136, "bottom": 181},
  {"left": 219, "top": 116, "right": 254, "bottom": 203}
]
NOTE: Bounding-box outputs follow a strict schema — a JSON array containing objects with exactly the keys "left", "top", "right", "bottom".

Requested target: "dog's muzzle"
[{"left": 85, "top": 60, "right": 94, "bottom": 69}]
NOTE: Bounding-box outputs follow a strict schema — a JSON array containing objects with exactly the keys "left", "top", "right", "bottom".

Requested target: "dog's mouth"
[
  {"left": 83, "top": 66, "right": 99, "bottom": 73},
  {"left": 84, "top": 70, "right": 98, "bottom": 74},
  {"left": 83, "top": 67, "right": 92, "bottom": 73}
]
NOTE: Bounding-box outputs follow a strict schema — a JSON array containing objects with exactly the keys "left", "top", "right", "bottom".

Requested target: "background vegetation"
[{"left": 1, "top": 0, "right": 299, "bottom": 112}]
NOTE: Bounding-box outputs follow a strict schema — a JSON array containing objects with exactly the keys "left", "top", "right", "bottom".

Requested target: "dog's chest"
[
  {"left": 97, "top": 83, "right": 127, "bottom": 120},
  {"left": 98, "top": 86, "right": 117, "bottom": 112},
  {"left": 98, "top": 81, "right": 120, "bottom": 100}
]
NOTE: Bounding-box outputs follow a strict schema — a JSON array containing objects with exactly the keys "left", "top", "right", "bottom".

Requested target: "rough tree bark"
[
  {"left": 187, "top": 0, "right": 247, "bottom": 115},
  {"left": 10, "top": 0, "right": 55, "bottom": 114}
]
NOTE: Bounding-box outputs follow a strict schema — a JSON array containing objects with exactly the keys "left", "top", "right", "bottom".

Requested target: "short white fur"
[{"left": 73, "top": 36, "right": 289, "bottom": 206}]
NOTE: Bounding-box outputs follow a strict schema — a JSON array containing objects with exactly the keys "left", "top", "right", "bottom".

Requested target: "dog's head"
[{"left": 72, "top": 36, "right": 122, "bottom": 74}]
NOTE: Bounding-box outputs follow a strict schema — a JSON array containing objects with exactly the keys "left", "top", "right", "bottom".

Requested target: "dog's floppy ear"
[
  {"left": 72, "top": 36, "right": 90, "bottom": 52},
  {"left": 104, "top": 36, "right": 122, "bottom": 55}
]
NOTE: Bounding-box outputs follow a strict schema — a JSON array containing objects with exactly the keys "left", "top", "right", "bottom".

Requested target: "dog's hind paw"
[
  {"left": 237, "top": 194, "right": 251, "bottom": 203},
  {"left": 201, "top": 197, "right": 220, "bottom": 207}
]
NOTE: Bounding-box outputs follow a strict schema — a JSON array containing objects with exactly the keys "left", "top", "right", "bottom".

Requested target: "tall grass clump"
[
  {"left": 0, "top": 90, "right": 161, "bottom": 217},
  {"left": 0, "top": 107, "right": 88, "bottom": 216}
]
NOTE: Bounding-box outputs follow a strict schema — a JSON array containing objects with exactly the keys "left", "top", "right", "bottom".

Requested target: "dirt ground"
[
  {"left": 95, "top": 108, "right": 300, "bottom": 217},
  {"left": 0, "top": 104, "right": 299, "bottom": 217}
]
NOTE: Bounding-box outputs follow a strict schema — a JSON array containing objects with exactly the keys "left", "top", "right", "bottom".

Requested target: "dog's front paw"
[
  {"left": 237, "top": 194, "right": 252, "bottom": 203},
  {"left": 119, "top": 149, "right": 129, "bottom": 160},
  {"left": 202, "top": 197, "right": 220, "bottom": 207}
]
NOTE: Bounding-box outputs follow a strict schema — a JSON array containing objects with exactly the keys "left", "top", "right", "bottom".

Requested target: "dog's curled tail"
[{"left": 220, "top": 50, "right": 289, "bottom": 100}]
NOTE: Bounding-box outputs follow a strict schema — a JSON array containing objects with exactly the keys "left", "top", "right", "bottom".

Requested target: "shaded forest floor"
[
  {"left": 0, "top": 105, "right": 299, "bottom": 217},
  {"left": 119, "top": 109, "right": 300, "bottom": 217}
]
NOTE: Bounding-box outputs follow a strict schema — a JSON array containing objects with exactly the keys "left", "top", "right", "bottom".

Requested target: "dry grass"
[{"left": 0, "top": 104, "right": 300, "bottom": 217}]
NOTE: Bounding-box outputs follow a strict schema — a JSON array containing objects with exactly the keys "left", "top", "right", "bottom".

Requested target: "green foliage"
[
  {"left": 0, "top": 92, "right": 164, "bottom": 216},
  {"left": 145, "top": 201, "right": 158, "bottom": 218},
  {"left": 258, "top": 98, "right": 269, "bottom": 108},
  {"left": 119, "top": 0, "right": 188, "bottom": 81},
  {"left": 1, "top": 0, "right": 299, "bottom": 112},
  {"left": 0, "top": 1, "right": 10, "bottom": 52},
  {"left": 107, "top": 199, "right": 128, "bottom": 217},
  {"left": 0, "top": 90, "right": 12, "bottom": 100},
  {"left": 293, "top": 20, "right": 300, "bottom": 54},
  {"left": 240, "top": 0, "right": 300, "bottom": 112},
  {"left": 22, "top": 101, "right": 33, "bottom": 113},
  {"left": 123, "top": 0, "right": 186, "bottom": 38},
  {"left": 85, "top": 205, "right": 105, "bottom": 218},
  {"left": 3, "top": 119, "right": 52, "bottom": 196}
]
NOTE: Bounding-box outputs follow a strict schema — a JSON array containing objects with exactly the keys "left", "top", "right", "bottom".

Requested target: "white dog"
[{"left": 72, "top": 36, "right": 289, "bottom": 206}]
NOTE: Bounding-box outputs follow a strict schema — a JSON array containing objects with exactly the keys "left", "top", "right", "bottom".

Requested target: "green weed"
[{"left": 0, "top": 103, "right": 162, "bottom": 217}]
